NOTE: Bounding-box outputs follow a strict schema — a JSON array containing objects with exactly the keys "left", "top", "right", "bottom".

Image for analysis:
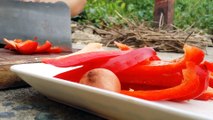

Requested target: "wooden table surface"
[{"left": 0, "top": 48, "right": 69, "bottom": 89}]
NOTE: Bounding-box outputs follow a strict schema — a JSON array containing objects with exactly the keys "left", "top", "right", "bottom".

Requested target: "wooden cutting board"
[{"left": 0, "top": 48, "right": 70, "bottom": 89}]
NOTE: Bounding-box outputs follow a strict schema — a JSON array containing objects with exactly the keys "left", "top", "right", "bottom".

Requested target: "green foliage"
[
  {"left": 122, "top": 0, "right": 154, "bottom": 21},
  {"left": 174, "top": 0, "right": 213, "bottom": 33},
  {"left": 82, "top": 0, "right": 213, "bottom": 33},
  {"left": 83, "top": 0, "right": 127, "bottom": 27}
]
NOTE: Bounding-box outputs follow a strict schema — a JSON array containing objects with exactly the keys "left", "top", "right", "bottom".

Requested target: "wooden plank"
[
  {"left": 0, "top": 48, "right": 69, "bottom": 89},
  {"left": 154, "top": 0, "right": 175, "bottom": 28},
  {"left": 0, "top": 49, "right": 68, "bottom": 65}
]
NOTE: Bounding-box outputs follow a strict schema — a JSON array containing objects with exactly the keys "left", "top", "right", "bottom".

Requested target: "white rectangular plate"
[{"left": 11, "top": 63, "right": 213, "bottom": 120}]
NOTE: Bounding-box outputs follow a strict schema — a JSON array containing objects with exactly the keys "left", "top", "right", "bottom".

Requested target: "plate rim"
[{"left": 10, "top": 63, "right": 213, "bottom": 120}]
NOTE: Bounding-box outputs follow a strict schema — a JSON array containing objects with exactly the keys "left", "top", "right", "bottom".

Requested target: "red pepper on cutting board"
[
  {"left": 16, "top": 40, "right": 38, "bottom": 54},
  {"left": 3, "top": 38, "right": 62, "bottom": 54},
  {"left": 35, "top": 40, "right": 52, "bottom": 53}
]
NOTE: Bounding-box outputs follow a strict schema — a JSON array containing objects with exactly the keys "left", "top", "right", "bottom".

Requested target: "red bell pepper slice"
[
  {"left": 55, "top": 66, "right": 89, "bottom": 82},
  {"left": 203, "top": 61, "right": 213, "bottom": 72},
  {"left": 201, "top": 61, "right": 213, "bottom": 88},
  {"left": 173, "top": 64, "right": 209, "bottom": 101},
  {"left": 114, "top": 41, "right": 132, "bottom": 51},
  {"left": 54, "top": 48, "right": 156, "bottom": 83},
  {"left": 3, "top": 38, "right": 63, "bottom": 54},
  {"left": 120, "top": 62, "right": 202, "bottom": 101},
  {"left": 35, "top": 40, "right": 52, "bottom": 53},
  {"left": 117, "top": 72, "right": 183, "bottom": 88},
  {"left": 13, "top": 39, "right": 23, "bottom": 43},
  {"left": 47, "top": 46, "right": 62, "bottom": 53},
  {"left": 195, "top": 87, "right": 213, "bottom": 100},
  {"left": 3, "top": 38, "right": 18, "bottom": 50},
  {"left": 100, "top": 47, "right": 156, "bottom": 73},
  {"left": 114, "top": 41, "right": 160, "bottom": 61},
  {"left": 16, "top": 40, "right": 38, "bottom": 54},
  {"left": 42, "top": 50, "right": 127, "bottom": 67},
  {"left": 54, "top": 60, "right": 108, "bottom": 82},
  {"left": 209, "top": 72, "right": 213, "bottom": 88},
  {"left": 124, "top": 44, "right": 205, "bottom": 75},
  {"left": 120, "top": 82, "right": 171, "bottom": 91},
  {"left": 4, "top": 39, "right": 23, "bottom": 50},
  {"left": 4, "top": 43, "right": 16, "bottom": 50}
]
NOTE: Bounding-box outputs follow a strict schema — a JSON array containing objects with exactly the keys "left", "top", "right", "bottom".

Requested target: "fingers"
[
  {"left": 20, "top": 0, "right": 41, "bottom": 2},
  {"left": 18, "top": 0, "right": 87, "bottom": 17}
]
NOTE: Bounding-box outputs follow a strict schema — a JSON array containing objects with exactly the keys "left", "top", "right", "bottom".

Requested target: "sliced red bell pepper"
[
  {"left": 4, "top": 43, "right": 16, "bottom": 50},
  {"left": 13, "top": 39, "right": 23, "bottom": 43},
  {"left": 120, "top": 62, "right": 202, "bottom": 101},
  {"left": 100, "top": 47, "right": 156, "bottom": 73},
  {"left": 42, "top": 50, "right": 128, "bottom": 67},
  {"left": 54, "top": 60, "right": 108, "bottom": 82},
  {"left": 195, "top": 87, "right": 213, "bottom": 100},
  {"left": 114, "top": 41, "right": 160, "bottom": 61},
  {"left": 3, "top": 38, "right": 17, "bottom": 50},
  {"left": 124, "top": 44, "right": 204, "bottom": 75},
  {"left": 173, "top": 64, "right": 209, "bottom": 101},
  {"left": 209, "top": 72, "right": 213, "bottom": 88},
  {"left": 114, "top": 41, "right": 132, "bottom": 51},
  {"left": 54, "top": 48, "right": 155, "bottom": 82},
  {"left": 203, "top": 61, "right": 213, "bottom": 72},
  {"left": 3, "top": 38, "right": 63, "bottom": 54},
  {"left": 201, "top": 61, "right": 213, "bottom": 88},
  {"left": 149, "top": 55, "right": 161, "bottom": 61},
  {"left": 35, "top": 40, "right": 52, "bottom": 53},
  {"left": 120, "top": 82, "right": 170, "bottom": 91},
  {"left": 47, "top": 46, "right": 62, "bottom": 53},
  {"left": 16, "top": 40, "right": 38, "bottom": 54},
  {"left": 117, "top": 72, "right": 183, "bottom": 88},
  {"left": 196, "top": 92, "right": 213, "bottom": 100},
  {"left": 55, "top": 66, "right": 89, "bottom": 82}
]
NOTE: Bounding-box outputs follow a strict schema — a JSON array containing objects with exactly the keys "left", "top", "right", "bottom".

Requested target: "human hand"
[{"left": 20, "top": 0, "right": 87, "bottom": 17}]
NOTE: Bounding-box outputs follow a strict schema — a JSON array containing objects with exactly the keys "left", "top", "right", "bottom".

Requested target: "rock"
[
  {"left": 0, "top": 112, "right": 15, "bottom": 118},
  {"left": 31, "top": 103, "right": 49, "bottom": 111},
  {"left": 13, "top": 104, "right": 33, "bottom": 111},
  {"left": 35, "top": 112, "right": 58, "bottom": 120},
  {"left": 0, "top": 87, "right": 105, "bottom": 120},
  {"left": 72, "top": 30, "right": 102, "bottom": 44},
  {"left": 83, "top": 27, "right": 94, "bottom": 34},
  {"left": 2, "top": 101, "right": 14, "bottom": 106}
]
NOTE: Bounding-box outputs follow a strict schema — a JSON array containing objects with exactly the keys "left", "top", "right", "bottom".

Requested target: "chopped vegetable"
[
  {"left": 195, "top": 87, "right": 213, "bottom": 100},
  {"left": 35, "top": 40, "right": 52, "bottom": 53},
  {"left": 203, "top": 61, "right": 213, "bottom": 72},
  {"left": 43, "top": 50, "right": 128, "bottom": 67},
  {"left": 100, "top": 47, "right": 156, "bottom": 73},
  {"left": 43, "top": 43, "right": 213, "bottom": 101},
  {"left": 120, "top": 62, "right": 205, "bottom": 101},
  {"left": 209, "top": 73, "right": 213, "bottom": 88},
  {"left": 122, "top": 44, "right": 204, "bottom": 76},
  {"left": 117, "top": 72, "right": 183, "bottom": 88},
  {"left": 3, "top": 38, "right": 62, "bottom": 54},
  {"left": 54, "top": 60, "right": 109, "bottom": 82},
  {"left": 114, "top": 41, "right": 132, "bottom": 51},
  {"left": 174, "top": 63, "right": 209, "bottom": 101},
  {"left": 16, "top": 40, "right": 38, "bottom": 54},
  {"left": 46, "top": 46, "right": 62, "bottom": 53}
]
